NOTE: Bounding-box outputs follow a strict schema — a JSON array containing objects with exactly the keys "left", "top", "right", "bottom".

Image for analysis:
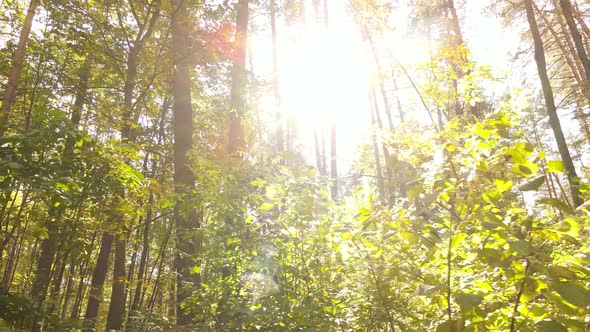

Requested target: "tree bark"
[
  {"left": 106, "top": 235, "right": 127, "bottom": 331},
  {"left": 559, "top": 0, "right": 590, "bottom": 83},
  {"left": 171, "top": 0, "right": 199, "bottom": 326},
  {"left": 0, "top": 0, "right": 39, "bottom": 136},
  {"left": 524, "top": 0, "right": 583, "bottom": 208},
  {"left": 106, "top": 5, "right": 160, "bottom": 329},
  {"left": 83, "top": 233, "right": 114, "bottom": 331},
  {"left": 228, "top": 0, "right": 250, "bottom": 156}
]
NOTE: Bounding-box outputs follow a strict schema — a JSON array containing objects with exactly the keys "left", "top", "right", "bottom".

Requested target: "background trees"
[{"left": 0, "top": 0, "right": 589, "bottom": 331}]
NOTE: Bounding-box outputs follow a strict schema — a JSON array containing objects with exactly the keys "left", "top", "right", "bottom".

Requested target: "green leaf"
[
  {"left": 536, "top": 320, "right": 567, "bottom": 332},
  {"left": 554, "top": 282, "right": 590, "bottom": 308},
  {"left": 494, "top": 178, "right": 513, "bottom": 192},
  {"left": 518, "top": 175, "right": 545, "bottom": 191},
  {"left": 435, "top": 320, "right": 464, "bottom": 332},
  {"left": 549, "top": 266, "right": 577, "bottom": 280},
  {"left": 455, "top": 293, "right": 483, "bottom": 313},
  {"left": 260, "top": 203, "right": 274, "bottom": 212},
  {"left": 547, "top": 160, "right": 565, "bottom": 173},
  {"left": 556, "top": 218, "right": 579, "bottom": 237},
  {"left": 451, "top": 233, "right": 467, "bottom": 249},
  {"left": 190, "top": 266, "right": 201, "bottom": 275}
]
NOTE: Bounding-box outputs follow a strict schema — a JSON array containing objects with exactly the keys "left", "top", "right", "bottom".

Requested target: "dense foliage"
[{"left": 1, "top": 0, "right": 590, "bottom": 331}]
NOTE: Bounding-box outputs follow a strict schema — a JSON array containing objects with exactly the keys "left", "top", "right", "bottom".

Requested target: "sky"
[{"left": 250, "top": 0, "right": 528, "bottom": 173}]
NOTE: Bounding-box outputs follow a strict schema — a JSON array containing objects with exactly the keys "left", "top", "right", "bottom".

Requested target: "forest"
[{"left": 1, "top": 0, "right": 590, "bottom": 331}]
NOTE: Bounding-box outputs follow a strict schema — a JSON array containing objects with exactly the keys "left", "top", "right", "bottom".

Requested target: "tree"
[
  {"left": 170, "top": 0, "right": 198, "bottom": 326},
  {"left": 524, "top": 0, "right": 583, "bottom": 208},
  {"left": 0, "top": 0, "right": 39, "bottom": 136}
]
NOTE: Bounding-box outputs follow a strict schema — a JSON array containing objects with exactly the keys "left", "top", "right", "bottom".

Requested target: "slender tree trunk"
[
  {"left": 83, "top": 233, "right": 114, "bottom": 331},
  {"left": 559, "top": 0, "right": 590, "bottom": 83},
  {"left": 171, "top": 0, "right": 199, "bottom": 326},
  {"left": 0, "top": 0, "right": 39, "bottom": 135},
  {"left": 314, "top": 130, "right": 322, "bottom": 172},
  {"left": 106, "top": 235, "right": 127, "bottom": 331},
  {"left": 369, "top": 93, "right": 385, "bottom": 199},
  {"left": 106, "top": 6, "right": 160, "bottom": 329},
  {"left": 444, "top": 0, "right": 464, "bottom": 46},
  {"left": 572, "top": 3, "right": 590, "bottom": 46},
  {"left": 330, "top": 126, "right": 338, "bottom": 200},
  {"left": 524, "top": 0, "right": 583, "bottom": 208},
  {"left": 534, "top": 4, "right": 590, "bottom": 146},
  {"left": 391, "top": 73, "right": 405, "bottom": 124},
  {"left": 30, "top": 54, "right": 92, "bottom": 332},
  {"left": 372, "top": 90, "right": 393, "bottom": 204},
  {"left": 270, "top": 0, "right": 283, "bottom": 155},
  {"left": 321, "top": 132, "right": 327, "bottom": 176},
  {"left": 131, "top": 193, "right": 154, "bottom": 311},
  {"left": 30, "top": 216, "right": 58, "bottom": 332},
  {"left": 60, "top": 260, "right": 75, "bottom": 318},
  {"left": 228, "top": 0, "right": 250, "bottom": 156}
]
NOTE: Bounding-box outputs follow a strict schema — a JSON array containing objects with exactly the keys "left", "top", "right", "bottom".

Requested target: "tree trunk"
[
  {"left": 372, "top": 90, "right": 394, "bottom": 204},
  {"left": 524, "top": 0, "right": 583, "bottom": 208},
  {"left": 270, "top": 0, "right": 283, "bottom": 155},
  {"left": 330, "top": 126, "right": 338, "bottom": 200},
  {"left": 0, "top": 0, "right": 39, "bottom": 135},
  {"left": 106, "top": 6, "right": 160, "bottom": 329},
  {"left": 228, "top": 0, "right": 250, "bottom": 157},
  {"left": 559, "top": 0, "right": 590, "bottom": 83},
  {"left": 106, "top": 235, "right": 127, "bottom": 331},
  {"left": 314, "top": 130, "right": 322, "bottom": 172},
  {"left": 534, "top": 3, "right": 590, "bottom": 145},
  {"left": 83, "top": 233, "right": 114, "bottom": 331},
  {"left": 171, "top": 0, "right": 199, "bottom": 326},
  {"left": 370, "top": 93, "right": 385, "bottom": 199},
  {"left": 31, "top": 54, "right": 93, "bottom": 331},
  {"left": 131, "top": 193, "right": 154, "bottom": 311}
]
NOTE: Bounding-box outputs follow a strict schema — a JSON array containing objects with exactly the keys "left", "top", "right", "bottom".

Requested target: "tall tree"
[
  {"left": 228, "top": 0, "right": 250, "bottom": 157},
  {"left": 171, "top": 0, "right": 198, "bottom": 326},
  {"left": 558, "top": 0, "right": 590, "bottom": 81},
  {"left": 270, "top": 0, "right": 283, "bottom": 155},
  {"left": 524, "top": 0, "right": 583, "bottom": 207},
  {"left": 0, "top": 0, "right": 39, "bottom": 136}
]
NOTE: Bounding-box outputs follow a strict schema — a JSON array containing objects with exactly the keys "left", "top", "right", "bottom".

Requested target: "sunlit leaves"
[{"left": 547, "top": 160, "right": 566, "bottom": 173}]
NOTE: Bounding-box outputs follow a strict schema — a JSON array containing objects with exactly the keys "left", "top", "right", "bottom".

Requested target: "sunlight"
[
  {"left": 281, "top": 22, "right": 370, "bottom": 154},
  {"left": 252, "top": 1, "right": 371, "bottom": 167}
]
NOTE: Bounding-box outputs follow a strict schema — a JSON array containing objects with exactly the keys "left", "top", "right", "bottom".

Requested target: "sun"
[{"left": 252, "top": 1, "right": 373, "bottom": 168}]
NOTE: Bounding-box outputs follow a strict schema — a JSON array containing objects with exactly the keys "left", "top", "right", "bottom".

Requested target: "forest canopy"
[{"left": 1, "top": 0, "right": 590, "bottom": 331}]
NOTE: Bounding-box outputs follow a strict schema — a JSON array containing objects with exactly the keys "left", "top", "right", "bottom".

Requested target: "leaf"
[
  {"left": 518, "top": 175, "right": 545, "bottom": 191},
  {"left": 356, "top": 207, "right": 372, "bottom": 222},
  {"left": 451, "top": 233, "right": 467, "bottom": 249},
  {"left": 494, "top": 178, "right": 513, "bottom": 192},
  {"left": 455, "top": 293, "right": 483, "bottom": 313},
  {"left": 549, "top": 266, "right": 577, "bottom": 280},
  {"left": 265, "top": 186, "right": 278, "bottom": 199},
  {"left": 519, "top": 164, "right": 532, "bottom": 175},
  {"left": 547, "top": 160, "right": 565, "bottom": 173},
  {"left": 536, "top": 320, "right": 567, "bottom": 332},
  {"left": 554, "top": 282, "right": 590, "bottom": 308},
  {"left": 556, "top": 218, "right": 579, "bottom": 237},
  {"left": 259, "top": 203, "right": 274, "bottom": 212},
  {"left": 435, "top": 320, "right": 464, "bottom": 332},
  {"left": 190, "top": 266, "right": 201, "bottom": 274}
]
